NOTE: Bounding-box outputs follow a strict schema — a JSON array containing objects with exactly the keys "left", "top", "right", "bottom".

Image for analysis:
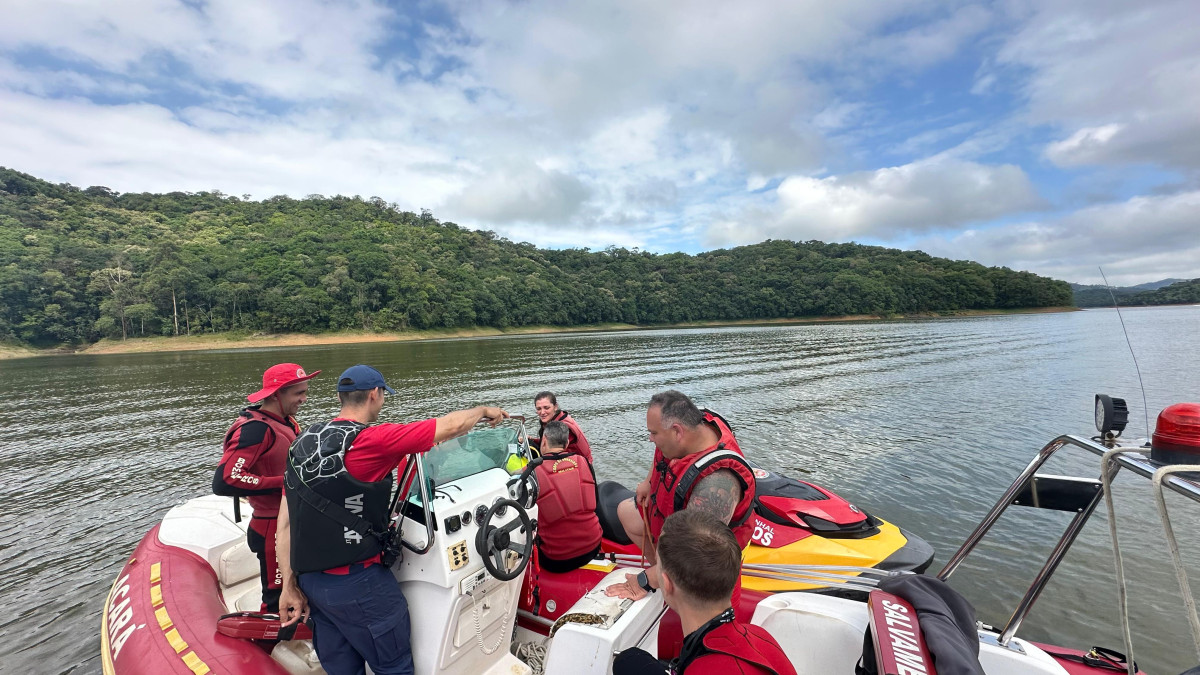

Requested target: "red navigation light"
[{"left": 1151, "top": 403, "right": 1200, "bottom": 465}]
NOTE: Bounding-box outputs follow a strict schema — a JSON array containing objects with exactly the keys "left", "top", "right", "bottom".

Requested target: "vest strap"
[
  {"left": 289, "top": 477, "right": 389, "bottom": 544},
  {"left": 672, "top": 449, "right": 752, "bottom": 514}
]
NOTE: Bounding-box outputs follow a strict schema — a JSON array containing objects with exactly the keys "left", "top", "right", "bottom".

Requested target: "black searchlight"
[{"left": 1095, "top": 394, "right": 1129, "bottom": 437}]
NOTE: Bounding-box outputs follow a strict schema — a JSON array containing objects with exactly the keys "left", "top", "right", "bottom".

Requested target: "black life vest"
[{"left": 284, "top": 420, "right": 394, "bottom": 574}]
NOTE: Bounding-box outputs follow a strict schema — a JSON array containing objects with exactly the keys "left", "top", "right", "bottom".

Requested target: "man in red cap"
[{"left": 214, "top": 362, "right": 320, "bottom": 614}]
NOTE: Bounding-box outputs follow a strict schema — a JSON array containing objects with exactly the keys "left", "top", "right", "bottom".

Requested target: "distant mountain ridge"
[
  {"left": 1073, "top": 278, "right": 1200, "bottom": 307},
  {"left": 1070, "top": 278, "right": 1184, "bottom": 292},
  {"left": 1130, "top": 278, "right": 1186, "bottom": 291}
]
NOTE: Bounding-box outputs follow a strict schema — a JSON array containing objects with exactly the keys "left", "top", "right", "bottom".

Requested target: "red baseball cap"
[{"left": 247, "top": 363, "right": 321, "bottom": 402}]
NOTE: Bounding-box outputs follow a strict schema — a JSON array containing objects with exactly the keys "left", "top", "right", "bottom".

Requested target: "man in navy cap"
[
  {"left": 214, "top": 362, "right": 320, "bottom": 614},
  {"left": 277, "top": 364, "right": 508, "bottom": 675}
]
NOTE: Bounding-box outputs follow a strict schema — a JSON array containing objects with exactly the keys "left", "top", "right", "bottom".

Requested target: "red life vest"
[
  {"left": 219, "top": 407, "right": 299, "bottom": 519},
  {"left": 680, "top": 620, "right": 798, "bottom": 675},
  {"left": 534, "top": 451, "right": 602, "bottom": 561},
  {"left": 647, "top": 411, "right": 756, "bottom": 549},
  {"left": 540, "top": 411, "right": 593, "bottom": 464}
]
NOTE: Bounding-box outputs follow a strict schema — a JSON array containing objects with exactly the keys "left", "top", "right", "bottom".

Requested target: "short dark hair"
[
  {"left": 658, "top": 510, "right": 741, "bottom": 604},
  {"left": 534, "top": 391, "right": 557, "bottom": 406},
  {"left": 542, "top": 421, "right": 570, "bottom": 449},
  {"left": 338, "top": 384, "right": 372, "bottom": 406},
  {"left": 649, "top": 390, "right": 704, "bottom": 428}
]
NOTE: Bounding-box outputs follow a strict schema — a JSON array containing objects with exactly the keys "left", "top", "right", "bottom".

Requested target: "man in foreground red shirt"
[
  {"left": 276, "top": 364, "right": 507, "bottom": 675},
  {"left": 213, "top": 362, "right": 319, "bottom": 613},
  {"left": 612, "top": 510, "right": 797, "bottom": 675}
]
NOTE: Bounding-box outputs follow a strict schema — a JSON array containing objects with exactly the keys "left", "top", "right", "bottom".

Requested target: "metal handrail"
[
  {"left": 508, "top": 415, "right": 532, "bottom": 456},
  {"left": 937, "top": 433, "right": 1200, "bottom": 647},
  {"left": 397, "top": 456, "right": 436, "bottom": 554},
  {"left": 938, "top": 436, "right": 1069, "bottom": 582}
]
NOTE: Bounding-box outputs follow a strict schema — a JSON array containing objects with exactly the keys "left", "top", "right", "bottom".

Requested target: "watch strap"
[{"left": 637, "top": 570, "right": 655, "bottom": 592}]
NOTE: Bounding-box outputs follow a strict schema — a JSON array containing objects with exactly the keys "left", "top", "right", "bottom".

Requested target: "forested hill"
[
  {"left": 0, "top": 167, "right": 1071, "bottom": 348},
  {"left": 1074, "top": 278, "right": 1200, "bottom": 308}
]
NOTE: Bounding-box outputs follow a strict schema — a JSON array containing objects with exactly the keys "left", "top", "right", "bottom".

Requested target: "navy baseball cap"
[{"left": 336, "top": 365, "right": 396, "bottom": 394}]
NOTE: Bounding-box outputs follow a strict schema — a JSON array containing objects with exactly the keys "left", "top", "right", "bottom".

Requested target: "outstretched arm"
[
  {"left": 433, "top": 406, "right": 508, "bottom": 444},
  {"left": 685, "top": 469, "right": 742, "bottom": 524}
]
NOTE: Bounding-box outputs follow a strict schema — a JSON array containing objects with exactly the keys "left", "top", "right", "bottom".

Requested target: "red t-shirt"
[
  {"left": 323, "top": 417, "right": 437, "bottom": 574},
  {"left": 340, "top": 417, "right": 437, "bottom": 482}
]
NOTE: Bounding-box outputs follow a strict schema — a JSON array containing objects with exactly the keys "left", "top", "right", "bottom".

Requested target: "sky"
[{"left": 1, "top": 0, "right": 1197, "bottom": 286}]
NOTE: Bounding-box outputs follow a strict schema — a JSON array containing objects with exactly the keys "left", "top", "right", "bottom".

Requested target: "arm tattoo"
[{"left": 685, "top": 469, "right": 742, "bottom": 523}]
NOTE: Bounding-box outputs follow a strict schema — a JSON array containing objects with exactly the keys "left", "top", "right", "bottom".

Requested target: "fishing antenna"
[{"left": 1099, "top": 267, "right": 1151, "bottom": 440}]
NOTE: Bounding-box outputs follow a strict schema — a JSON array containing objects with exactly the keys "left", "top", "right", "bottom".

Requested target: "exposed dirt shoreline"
[{"left": 1, "top": 307, "right": 1078, "bottom": 360}]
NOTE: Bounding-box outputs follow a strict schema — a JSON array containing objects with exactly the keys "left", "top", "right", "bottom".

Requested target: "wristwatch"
[{"left": 636, "top": 570, "right": 655, "bottom": 593}]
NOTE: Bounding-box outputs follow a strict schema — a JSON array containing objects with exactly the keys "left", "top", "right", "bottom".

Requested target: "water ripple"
[{"left": 2, "top": 307, "right": 1199, "bottom": 674}]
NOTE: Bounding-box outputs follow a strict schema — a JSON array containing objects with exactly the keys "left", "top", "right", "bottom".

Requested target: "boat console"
[{"left": 390, "top": 420, "right": 660, "bottom": 675}]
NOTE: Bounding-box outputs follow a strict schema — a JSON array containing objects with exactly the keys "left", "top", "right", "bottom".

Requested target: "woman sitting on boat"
[{"left": 530, "top": 391, "right": 593, "bottom": 462}]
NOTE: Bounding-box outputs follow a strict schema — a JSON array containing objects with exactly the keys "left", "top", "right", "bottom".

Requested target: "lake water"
[{"left": 2, "top": 306, "right": 1199, "bottom": 674}]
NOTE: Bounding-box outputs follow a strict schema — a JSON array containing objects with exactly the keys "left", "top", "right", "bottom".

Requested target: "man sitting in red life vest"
[
  {"left": 612, "top": 510, "right": 797, "bottom": 675},
  {"left": 532, "top": 420, "right": 602, "bottom": 573},
  {"left": 530, "top": 391, "right": 593, "bottom": 463},
  {"left": 607, "top": 391, "right": 756, "bottom": 610},
  {"left": 213, "top": 362, "right": 319, "bottom": 614}
]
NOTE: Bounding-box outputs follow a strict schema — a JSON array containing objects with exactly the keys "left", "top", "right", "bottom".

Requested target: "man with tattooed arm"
[{"left": 606, "top": 391, "right": 757, "bottom": 611}]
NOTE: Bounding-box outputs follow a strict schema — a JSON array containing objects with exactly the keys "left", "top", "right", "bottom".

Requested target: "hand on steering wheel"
[{"left": 474, "top": 498, "right": 534, "bottom": 581}]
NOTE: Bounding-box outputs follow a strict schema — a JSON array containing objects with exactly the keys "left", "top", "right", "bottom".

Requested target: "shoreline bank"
[{"left": 2, "top": 306, "right": 1078, "bottom": 360}]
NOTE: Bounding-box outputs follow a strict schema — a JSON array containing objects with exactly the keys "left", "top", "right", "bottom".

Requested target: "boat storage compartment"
[{"left": 542, "top": 568, "right": 665, "bottom": 675}]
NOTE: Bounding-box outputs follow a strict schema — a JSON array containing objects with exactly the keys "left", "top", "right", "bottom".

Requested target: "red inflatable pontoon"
[{"left": 101, "top": 525, "right": 288, "bottom": 675}]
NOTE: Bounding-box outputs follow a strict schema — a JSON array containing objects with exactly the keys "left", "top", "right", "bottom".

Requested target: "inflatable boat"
[{"left": 101, "top": 398, "right": 1200, "bottom": 674}]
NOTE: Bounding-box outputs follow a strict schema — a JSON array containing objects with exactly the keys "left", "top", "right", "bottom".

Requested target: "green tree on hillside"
[{"left": 0, "top": 166, "right": 1074, "bottom": 348}]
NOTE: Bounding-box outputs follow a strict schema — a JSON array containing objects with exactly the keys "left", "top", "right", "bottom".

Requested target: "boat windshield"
[{"left": 419, "top": 426, "right": 520, "bottom": 488}]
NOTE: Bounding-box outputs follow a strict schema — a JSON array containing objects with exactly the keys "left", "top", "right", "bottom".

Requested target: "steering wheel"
[
  {"left": 508, "top": 459, "right": 541, "bottom": 509},
  {"left": 474, "top": 498, "right": 534, "bottom": 581}
]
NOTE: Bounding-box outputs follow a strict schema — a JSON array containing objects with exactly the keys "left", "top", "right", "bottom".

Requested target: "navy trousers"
[{"left": 298, "top": 563, "right": 414, "bottom": 675}]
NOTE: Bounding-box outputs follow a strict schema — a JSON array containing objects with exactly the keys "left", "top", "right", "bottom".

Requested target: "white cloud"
[
  {"left": 485, "top": 222, "right": 647, "bottom": 251},
  {"left": 812, "top": 101, "right": 866, "bottom": 132},
  {"left": 583, "top": 109, "right": 672, "bottom": 171},
  {"left": 1044, "top": 124, "right": 1124, "bottom": 166},
  {"left": 991, "top": 0, "right": 1200, "bottom": 170},
  {"left": 915, "top": 190, "right": 1200, "bottom": 285},
  {"left": 858, "top": 4, "right": 993, "bottom": 71},
  {"left": 0, "top": 57, "right": 151, "bottom": 98},
  {"left": 705, "top": 158, "right": 1043, "bottom": 246},
  {"left": 449, "top": 163, "right": 591, "bottom": 225},
  {"left": 887, "top": 121, "right": 979, "bottom": 158},
  {"left": 0, "top": 91, "right": 464, "bottom": 205},
  {"left": 443, "top": 0, "right": 969, "bottom": 176},
  {"left": 0, "top": 0, "right": 397, "bottom": 102}
]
